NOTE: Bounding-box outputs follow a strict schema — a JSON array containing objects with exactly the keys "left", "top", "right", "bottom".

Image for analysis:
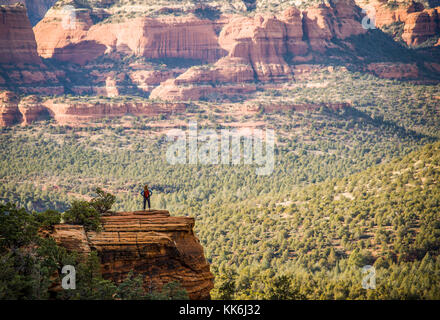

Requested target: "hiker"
[{"left": 141, "top": 184, "right": 153, "bottom": 211}]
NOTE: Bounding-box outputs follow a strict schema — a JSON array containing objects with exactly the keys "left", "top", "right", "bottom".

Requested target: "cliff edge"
[{"left": 49, "top": 210, "right": 214, "bottom": 300}]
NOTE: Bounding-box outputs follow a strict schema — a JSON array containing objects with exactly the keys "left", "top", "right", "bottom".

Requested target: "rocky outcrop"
[
  {"left": 0, "top": 66, "right": 65, "bottom": 95},
  {"left": 219, "top": 14, "right": 295, "bottom": 82},
  {"left": 129, "top": 69, "right": 181, "bottom": 93},
  {"left": 34, "top": 8, "right": 227, "bottom": 65},
  {"left": 0, "top": 0, "right": 57, "bottom": 25},
  {"left": 151, "top": 2, "right": 367, "bottom": 101},
  {"left": 0, "top": 3, "right": 41, "bottom": 64},
  {"left": 49, "top": 210, "right": 214, "bottom": 300},
  {"left": 366, "top": 62, "right": 419, "bottom": 79},
  {"left": 355, "top": 0, "right": 440, "bottom": 46},
  {"left": 402, "top": 8, "right": 440, "bottom": 46},
  {"left": 0, "top": 4, "right": 65, "bottom": 94},
  {"left": 302, "top": 1, "right": 365, "bottom": 52},
  {"left": 41, "top": 99, "right": 187, "bottom": 125},
  {"left": 17, "top": 95, "right": 50, "bottom": 124},
  {"left": 0, "top": 94, "right": 187, "bottom": 126},
  {"left": 0, "top": 90, "right": 21, "bottom": 126},
  {"left": 149, "top": 57, "right": 256, "bottom": 101}
]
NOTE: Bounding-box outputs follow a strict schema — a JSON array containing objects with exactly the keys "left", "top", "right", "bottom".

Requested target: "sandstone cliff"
[
  {"left": 42, "top": 99, "right": 187, "bottom": 125},
  {"left": 0, "top": 4, "right": 65, "bottom": 94},
  {"left": 48, "top": 210, "right": 214, "bottom": 300},
  {"left": 402, "top": 7, "right": 440, "bottom": 46},
  {"left": 0, "top": 91, "right": 187, "bottom": 126},
  {"left": 0, "top": 0, "right": 57, "bottom": 25},
  {"left": 34, "top": 7, "right": 228, "bottom": 65},
  {"left": 1, "top": 1, "right": 439, "bottom": 106},
  {"left": 0, "top": 90, "right": 21, "bottom": 126},
  {"left": 355, "top": 0, "right": 440, "bottom": 46},
  {"left": 0, "top": 3, "right": 41, "bottom": 64},
  {"left": 151, "top": 1, "right": 367, "bottom": 101}
]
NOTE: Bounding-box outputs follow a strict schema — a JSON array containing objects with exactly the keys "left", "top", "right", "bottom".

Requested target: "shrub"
[
  {"left": 34, "top": 209, "right": 61, "bottom": 229},
  {"left": 63, "top": 200, "right": 102, "bottom": 232},
  {"left": 90, "top": 188, "right": 115, "bottom": 214},
  {"left": 0, "top": 203, "right": 38, "bottom": 250}
]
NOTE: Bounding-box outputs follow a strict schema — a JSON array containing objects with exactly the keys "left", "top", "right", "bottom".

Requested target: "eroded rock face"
[
  {"left": 151, "top": 2, "right": 367, "bottom": 101},
  {"left": 219, "top": 14, "right": 294, "bottom": 82},
  {"left": 34, "top": 9, "right": 227, "bottom": 65},
  {"left": 355, "top": 0, "right": 440, "bottom": 46},
  {"left": 303, "top": 1, "right": 365, "bottom": 52},
  {"left": 49, "top": 210, "right": 214, "bottom": 300},
  {"left": 0, "top": 90, "right": 21, "bottom": 126},
  {"left": 42, "top": 99, "right": 187, "bottom": 125},
  {"left": 366, "top": 62, "right": 419, "bottom": 79},
  {"left": 0, "top": 94, "right": 187, "bottom": 126},
  {"left": 17, "top": 95, "right": 51, "bottom": 124},
  {"left": 0, "top": 3, "right": 41, "bottom": 64},
  {"left": 0, "top": 0, "right": 57, "bottom": 25},
  {"left": 149, "top": 57, "right": 256, "bottom": 101},
  {"left": 402, "top": 8, "right": 440, "bottom": 46}
]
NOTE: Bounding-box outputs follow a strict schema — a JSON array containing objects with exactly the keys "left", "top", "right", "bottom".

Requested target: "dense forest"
[{"left": 1, "top": 67, "right": 439, "bottom": 299}]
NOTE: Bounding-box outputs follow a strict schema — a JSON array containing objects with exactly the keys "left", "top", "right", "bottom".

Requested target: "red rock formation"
[
  {"left": 356, "top": 0, "right": 440, "bottom": 46},
  {"left": 219, "top": 14, "right": 294, "bottom": 82},
  {"left": 402, "top": 8, "right": 440, "bottom": 46},
  {"left": 282, "top": 7, "right": 309, "bottom": 56},
  {"left": 129, "top": 69, "right": 180, "bottom": 93},
  {"left": 34, "top": 9, "right": 227, "bottom": 65},
  {"left": 356, "top": 0, "right": 423, "bottom": 28},
  {"left": 42, "top": 99, "right": 187, "bottom": 125},
  {"left": 0, "top": 90, "right": 21, "bottom": 126},
  {"left": 17, "top": 95, "right": 50, "bottom": 124},
  {"left": 33, "top": 6, "right": 99, "bottom": 64},
  {"left": 366, "top": 62, "right": 419, "bottom": 79},
  {"left": 0, "top": 65, "right": 65, "bottom": 95},
  {"left": 1, "top": 0, "right": 58, "bottom": 25},
  {"left": 303, "top": 1, "right": 366, "bottom": 52},
  {"left": 0, "top": 3, "right": 41, "bottom": 64},
  {"left": 150, "top": 2, "right": 367, "bottom": 101},
  {"left": 0, "top": 95, "right": 188, "bottom": 126},
  {"left": 149, "top": 57, "right": 256, "bottom": 101},
  {"left": 49, "top": 210, "right": 214, "bottom": 300}
]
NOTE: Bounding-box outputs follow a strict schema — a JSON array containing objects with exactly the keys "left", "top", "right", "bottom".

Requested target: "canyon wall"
[
  {"left": 0, "top": 90, "right": 21, "bottom": 126},
  {"left": 0, "top": 3, "right": 41, "bottom": 64},
  {"left": 0, "top": 0, "right": 57, "bottom": 25},
  {"left": 151, "top": 1, "right": 367, "bottom": 101},
  {"left": 356, "top": 0, "right": 440, "bottom": 46},
  {"left": 43, "top": 99, "right": 187, "bottom": 125},
  {"left": 0, "top": 91, "right": 187, "bottom": 126},
  {"left": 34, "top": 9, "right": 228, "bottom": 65},
  {"left": 48, "top": 210, "right": 214, "bottom": 300}
]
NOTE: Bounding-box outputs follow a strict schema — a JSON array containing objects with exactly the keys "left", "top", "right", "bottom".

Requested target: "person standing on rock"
[{"left": 141, "top": 184, "right": 153, "bottom": 211}]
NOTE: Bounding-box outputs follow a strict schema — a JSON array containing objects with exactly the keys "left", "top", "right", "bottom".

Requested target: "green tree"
[
  {"left": 90, "top": 188, "right": 116, "bottom": 215},
  {"left": 34, "top": 209, "right": 61, "bottom": 229},
  {"left": 63, "top": 200, "right": 102, "bottom": 232},
  {"left": 0, "top": 203, "right": 38, "bottom": 250},
  {"left": 116, "top": 271, "right": 145, "bottom": 300},
  {"left": 159, "top": 281, "right": 189, "bottom": 300}
]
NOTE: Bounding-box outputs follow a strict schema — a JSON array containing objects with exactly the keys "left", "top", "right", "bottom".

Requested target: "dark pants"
[{"left": 143, "top": 196, "right": 151, "bottom": 210}]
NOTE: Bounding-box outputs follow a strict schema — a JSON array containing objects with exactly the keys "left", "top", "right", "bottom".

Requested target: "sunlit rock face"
[{"left": 49, "top": 210, "right": 215, "bottom": 300}]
